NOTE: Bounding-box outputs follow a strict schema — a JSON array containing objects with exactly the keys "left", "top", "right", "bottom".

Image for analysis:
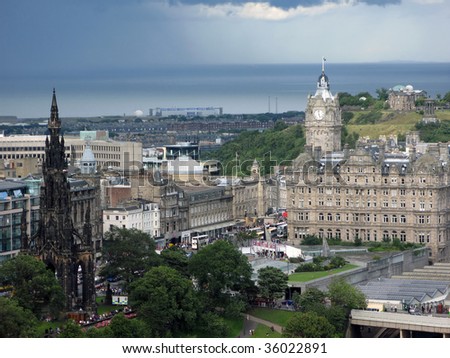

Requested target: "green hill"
[
  {"left": 208, "top": 110, "right": 450, "bottom": 176},
  {"left": 345, "top": 109, "right": 450, "bottom": 139},
  {"left": 207, "top": 122, "right": 305, "bottom": 176}
]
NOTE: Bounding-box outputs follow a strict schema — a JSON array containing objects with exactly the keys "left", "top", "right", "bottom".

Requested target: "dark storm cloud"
[{"left": 169, "top": 0, "right": 401, "bottom": 10}]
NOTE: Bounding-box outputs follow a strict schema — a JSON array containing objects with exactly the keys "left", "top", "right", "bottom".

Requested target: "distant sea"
[{"left": 0, "top": 62, "right": 449, "bottom": 118}]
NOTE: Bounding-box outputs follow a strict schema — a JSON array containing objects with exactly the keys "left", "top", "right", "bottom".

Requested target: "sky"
[{"left": 1, "top": 0, "right": 450, "bottom": 76}]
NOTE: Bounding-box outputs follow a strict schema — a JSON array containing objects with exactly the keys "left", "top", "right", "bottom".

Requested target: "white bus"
[{"left": 191, "top": 234, "right": 209, "bottom": 250}]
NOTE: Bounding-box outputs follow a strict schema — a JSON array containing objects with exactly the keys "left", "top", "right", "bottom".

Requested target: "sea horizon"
[{"left": 1, "top": 62, "right": 449, "bottom": 119}]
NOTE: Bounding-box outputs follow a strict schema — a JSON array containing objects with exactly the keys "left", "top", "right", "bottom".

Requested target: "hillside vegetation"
[
  {"left": 207, "top": 88, "right": 450, "bottom": 176},
  {"left": 346, "top": 110, "right": 450, "bottom": 139},
  {"left": 207, "top": 122, "right": 306, "bottom": 176}
]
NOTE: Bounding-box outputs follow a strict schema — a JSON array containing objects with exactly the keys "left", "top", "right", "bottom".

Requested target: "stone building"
[
  {"left": 287, "top": 63, "right": 450, "bottom": 263},
  {"left": 103, "top": 199, "right": 160, "bottom": 238},
  {"left": 304, "top": 58, "right": 342, "bottom": 153},
  {"left": 388, "top": 84, "right": 427, "bottom": 111}
]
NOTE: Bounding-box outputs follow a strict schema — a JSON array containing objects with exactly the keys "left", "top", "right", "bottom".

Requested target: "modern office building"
[
  {"left": 0, "top": 180, "right": 40, "bottom": 262},
  {"left": 0, "top": 131, "right": 142, "bottom": 173}
]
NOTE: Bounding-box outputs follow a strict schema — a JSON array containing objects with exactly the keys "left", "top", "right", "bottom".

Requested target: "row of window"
[
  {"left": 294, "top": 227, "right": 430, "bottom": 243},
  {"left": 298, "top": 212, "right": 432, "bottom": 225},
  {"left": 296, "top": 187, "right": 434, "bottom": 196},
  {"left": 295, "top": 198, "right": 432, "bottom": 210}
]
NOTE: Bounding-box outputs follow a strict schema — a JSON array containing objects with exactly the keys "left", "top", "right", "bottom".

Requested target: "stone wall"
[{"left": 290, "top": 247, "right": 430, "bottom": 293}]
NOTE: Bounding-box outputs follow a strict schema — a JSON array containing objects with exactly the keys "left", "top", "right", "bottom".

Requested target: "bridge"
[{"left": 348, "top": 310, "right": 450, "bottom": 338}]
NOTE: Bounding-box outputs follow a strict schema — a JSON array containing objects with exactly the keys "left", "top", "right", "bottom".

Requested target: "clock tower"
[{"left": 304, "top": 58, "right": 342, "bottom": 153}]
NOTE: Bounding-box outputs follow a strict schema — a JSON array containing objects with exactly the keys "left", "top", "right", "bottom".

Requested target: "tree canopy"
[
  {"left": 0, "top": 297, "right": 38, "bottom": 338},
  {"left": 100, "top": 227, "right": 162, "bottom": 284},
  {"left": 282, "top": 311, "right": 336, "bottom": 338},
  {"left": 327, "top": 278, "right": 367, "bottom": 313},
  {"left": 129, "top": 266, "right": 197, "bottom": 337},
  {"left": 208, "top": 124, "right": 306, "bottom": 176},
  {"left": 160, "top": 246, "right": 190, "bottom": 278},
  {"left": 188, "top": 240, "right": 253, "bottom": 303},
  {"left": 257, "top": 266, "right": 288, "bottom": 302},
  {"left": 0, "top": 254, "right": 65, "bottom": 318}
]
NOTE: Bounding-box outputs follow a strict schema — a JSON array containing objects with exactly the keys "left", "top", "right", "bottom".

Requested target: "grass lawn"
[
  {"left": 251, "top": 324, "right": 282, "bottom": 338},
  {"left": 248, "top": 307, "right": 295, "bottom": 327},
  {"left": 346, "top": 110, "right": 450, "bottom": 139},
  {"left": 288, "top": 264, "right": 358, "bottom": 283},
  {"left": 224, "top": 316, "right": 244, "bottom": 338}
]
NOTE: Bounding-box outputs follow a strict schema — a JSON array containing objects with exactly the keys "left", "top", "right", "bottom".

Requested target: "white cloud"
[
  {"left": 192, "top": 1, "right": 356, "bottom": 20},
  {"left": 409, "top": 0, "right": 444, "bottom": 4}
]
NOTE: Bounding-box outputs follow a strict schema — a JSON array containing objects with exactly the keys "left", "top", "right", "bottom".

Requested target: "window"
[
  {"left": 400, "top": 215, "right": 406, "bottom": 223},
  {"left": 383, "top": 215, "right": 389, "bottom": 223},
  {"left": 318, "top": 213, "right": 324, "bottom": 221},
  {"left": 400, "top": 231, "right": 406, "bottom": 242}
]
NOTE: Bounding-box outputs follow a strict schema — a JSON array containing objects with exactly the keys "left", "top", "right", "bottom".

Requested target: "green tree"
[
  {"left": 160, "top": 246, "right": 190, "bottom": 277},
  {"left": 323, "top": 305, "right": 348, "bottom": 337},
  {"left": 329, "top": 256, "right": 347, "bottom": 269},
  {"left": 327, "top": 278, "right": 367, "bottom": 313},
  {"left": 189, "top": 240, "right": 253, "bottom": 303},
  {"left": 292, "top": 288, "right": 348, "bottom": 337},
  {"left": 197, "top": 312, "right": 229, "bottom": 338},
  {"left": 107, "top": 313, "right": 151, "bottom": 338},
  {"left": 341, "top": 111, "right": 354, "bottom": 124},
  {"left": 257, "top": 266, "right": 288, "bottom": 302},
  {"left": 341, "top": 126, "right": 359, "bottom": 148},
  {"left": 293, "top": 287, "right": 326, "bottom": 312},
  {"left": 301, "top": 235, "right": 322, "bottom": 245},
  {"left": 210, "top": 124, "right": 305, "bottom": 176},
  {"left": 100, "top": 227, "right": 162, "bottom": 284},
  {"left": 0, "top": 297, "right": 38, "bottom": 337},
  {"left": 376, "top": 87, "right": 389, "bottom": 101},
  {"left": 0, "top": 254, "right": 65, "bottom": 318},
  {"left": 282, "top": 311, "right": 336, "bottom": 338},
  {"left": 58, "top": 319, "right": 86, "bottom": 338},
  {"left": 443, "top": 91, "right": 450, "bottom": 103},
  {"left": 233, "top": 230, "right": 257, "bottom": 247},
  {"left": 129, "top": 266, "right": 197, "bottom": 337}
]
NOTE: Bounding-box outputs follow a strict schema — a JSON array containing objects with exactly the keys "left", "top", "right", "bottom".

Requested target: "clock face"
[{"left": 314, "top": 109, "right": 325, "bottom": 120}]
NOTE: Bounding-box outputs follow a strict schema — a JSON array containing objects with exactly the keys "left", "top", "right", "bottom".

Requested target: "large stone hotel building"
[{"left": 287, "top": 61, "right": 450, "bottom": 264}]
